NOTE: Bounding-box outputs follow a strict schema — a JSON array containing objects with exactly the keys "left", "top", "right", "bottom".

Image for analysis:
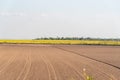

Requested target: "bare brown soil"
[{"left": 0, "top": 44, "right": 120, "bottom": 80}]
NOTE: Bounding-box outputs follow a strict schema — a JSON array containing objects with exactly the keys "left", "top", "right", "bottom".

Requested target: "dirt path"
[{"left": 0, "top": 44, "right": 119, "bottom": 80}]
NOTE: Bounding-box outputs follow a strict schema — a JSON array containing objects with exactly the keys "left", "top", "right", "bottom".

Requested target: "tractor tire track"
[
  {"left": 52, "top": 51, "right": 114, "bottom": 80},
  {"left": 41, "top": 56, "right": 52, "bottom": 80},
  {"left": 62, "top": 55, "right": 117, "bottom": 80},
  {"left": 86, "top": 63, "right": 117, "bottom": 80},
  {"left": 0, "top": 44, "right": 119, "bottom": 80},
  {"left": 53, "top": 46, "right": 120, "bottom": 70},
  {"left": 16, "top": 51, "right": 31, "bottom": 80},
  {"left": 61, "top": 59, "right": 85, "bottom": 80},
  {"left": 22, "top": 52, "right": 31, "bottom": 80},
  {"left": 16, "top": 54, "right": 28, "bottom": 80},
  {"left": 0, "top": 54, "right": 17, "bottom": 74},
  {"left": 48, "top": 52, "right": 85, "bottom": 80},
  {"left": 41, "top": 55, "right": 57, "bottom": 80},
  {"left": 53, "top": 46, "right": 117, "bottom": 80}
]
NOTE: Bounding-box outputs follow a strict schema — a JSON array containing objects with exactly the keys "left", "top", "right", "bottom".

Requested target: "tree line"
[{"left": 34, "top": 37, "right": 120, "bottom": 41}]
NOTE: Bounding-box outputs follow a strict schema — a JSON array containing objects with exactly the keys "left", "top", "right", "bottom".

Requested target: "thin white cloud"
[
  {"left": 0, "top": 12, "right": 64, "bottom": 17},
  {"left": 0, "top": 12, "right": 26, "bottom": 16}
]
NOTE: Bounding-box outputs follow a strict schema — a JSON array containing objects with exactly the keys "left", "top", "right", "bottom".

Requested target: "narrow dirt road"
[{"left": 0, "top": 44, "right": 120, "bottom": 80}]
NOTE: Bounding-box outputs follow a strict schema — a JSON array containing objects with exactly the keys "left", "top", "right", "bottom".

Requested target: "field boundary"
[{"left": 53, "top": 46, "right": 120, "bottom": 70}]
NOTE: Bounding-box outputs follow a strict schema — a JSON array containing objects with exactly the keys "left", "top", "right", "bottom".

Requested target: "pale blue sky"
[{"left": 0, "top": 0, "right": 120, "bottom": 39}]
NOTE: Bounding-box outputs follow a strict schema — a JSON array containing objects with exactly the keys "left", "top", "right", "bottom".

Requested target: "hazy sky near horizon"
[{"left": 0, "top": 0, "right": 120, "bottom": 39}]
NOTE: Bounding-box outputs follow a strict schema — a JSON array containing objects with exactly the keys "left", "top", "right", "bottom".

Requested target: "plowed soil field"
[{"left": 0, "top": 44, "right": 120, "bottom": 80}]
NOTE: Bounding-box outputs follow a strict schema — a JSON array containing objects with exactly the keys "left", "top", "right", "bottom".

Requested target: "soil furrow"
[{"left": 41, "top": 55, "right": 57, "bottom": 80}]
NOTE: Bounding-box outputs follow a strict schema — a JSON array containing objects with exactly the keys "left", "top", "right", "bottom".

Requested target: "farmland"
[
  {"left": 0, "top": 44, "right": 120, "bottom": 80},
  {"left": 0, "top": 40, "right": 120, "bottom": 45}
]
